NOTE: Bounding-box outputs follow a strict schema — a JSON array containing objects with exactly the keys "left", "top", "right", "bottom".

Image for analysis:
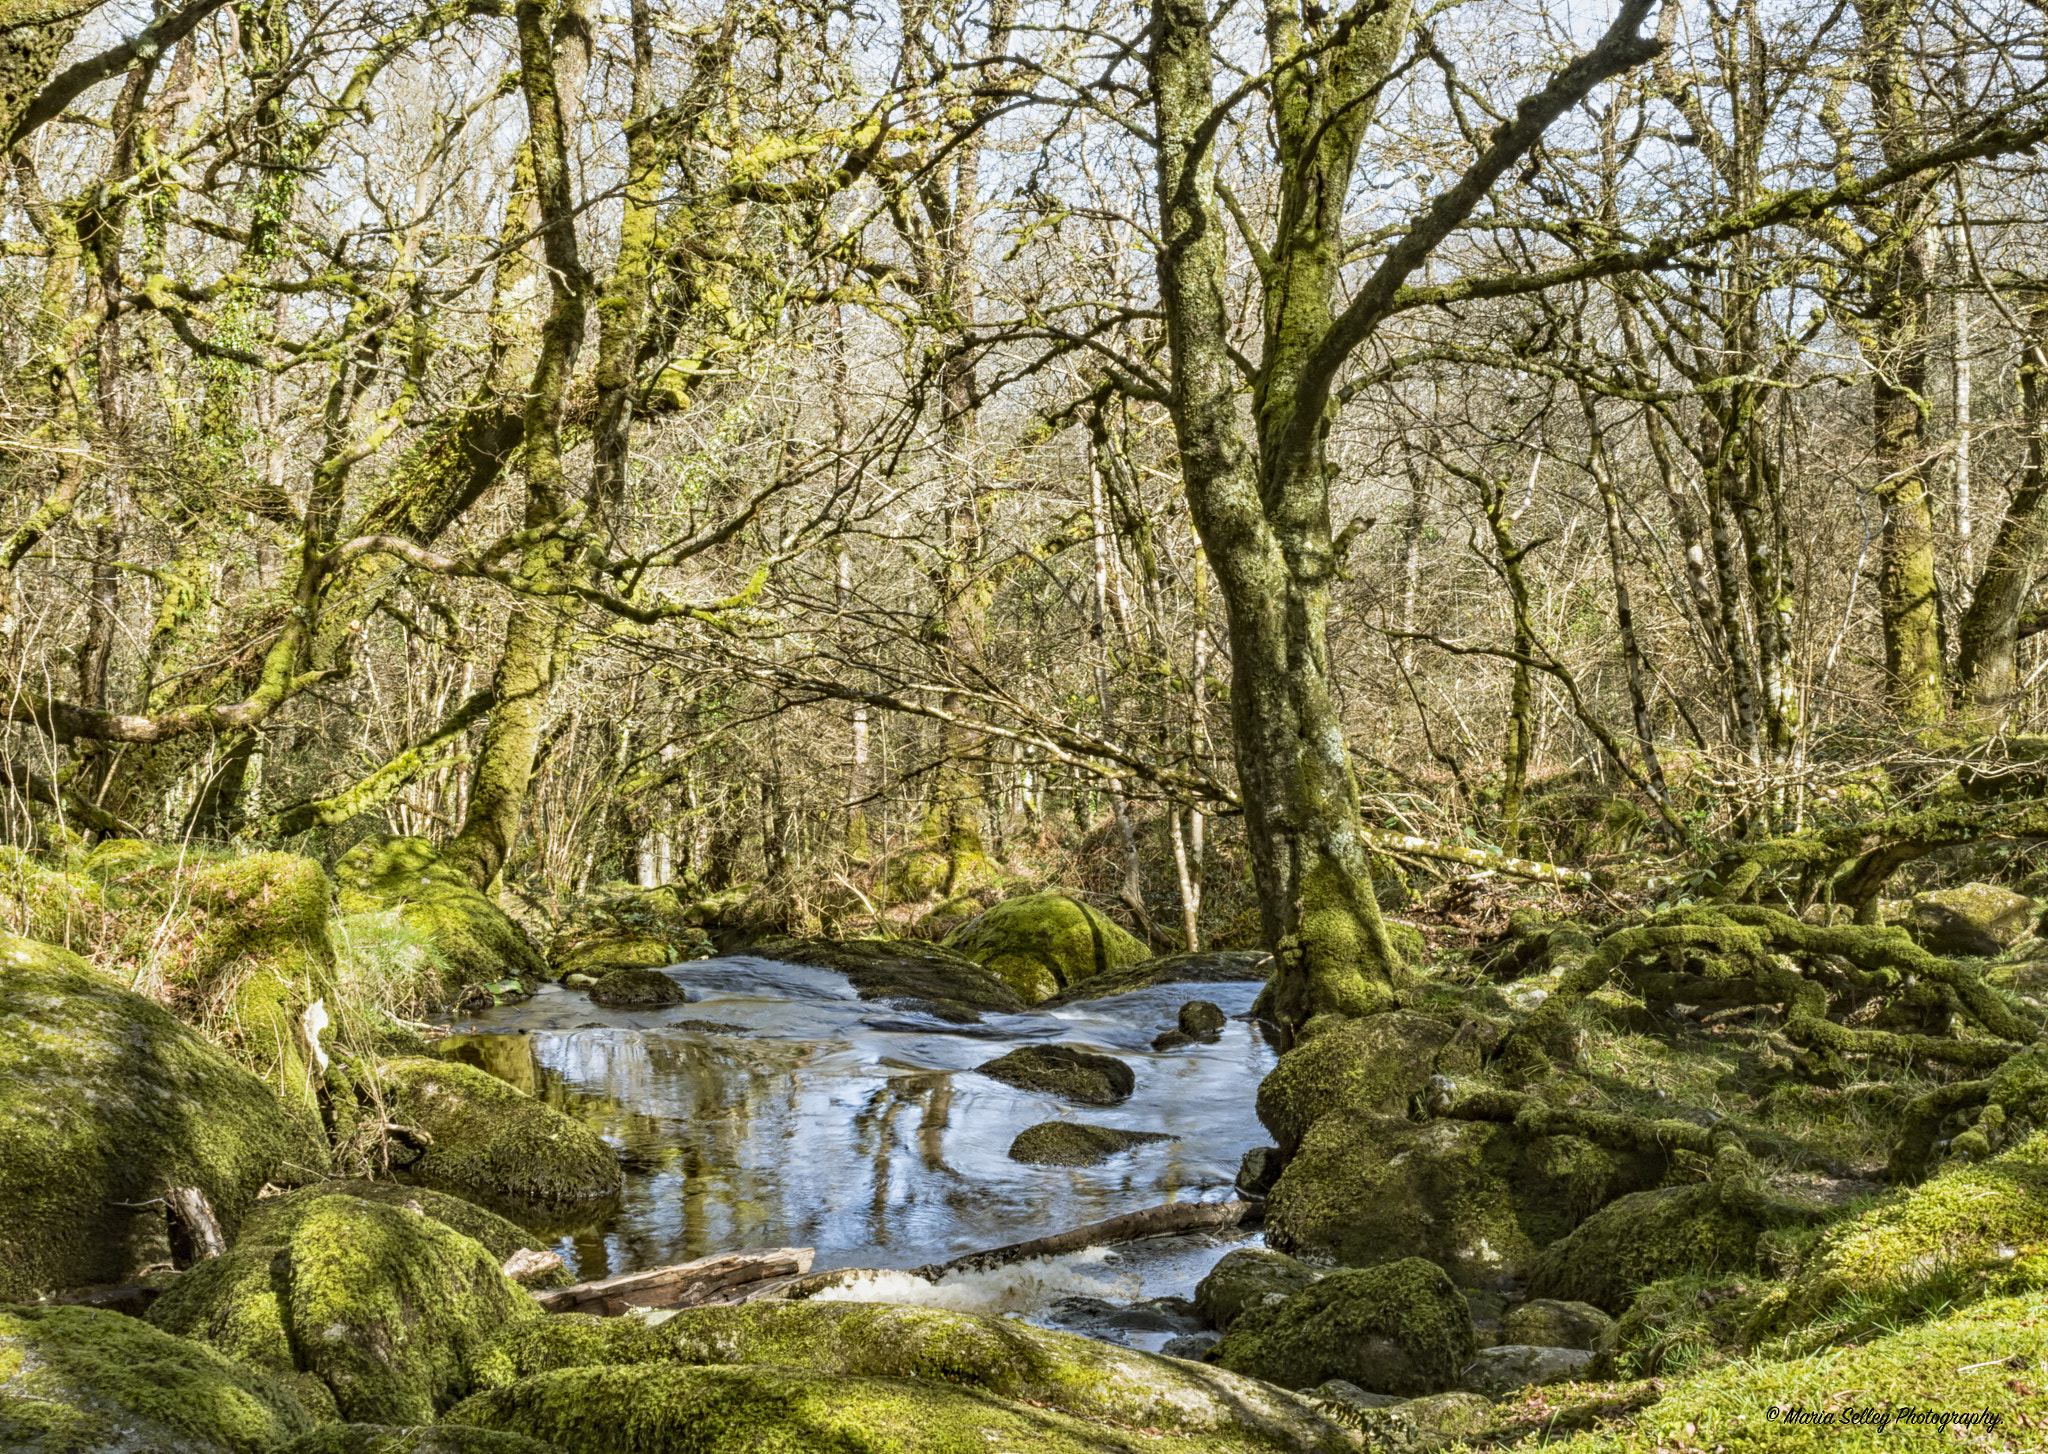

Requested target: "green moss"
[
  {"left": 244, "top": 1180, "right": 572, "bottom": 1289},
  {"left": 1211, "top": 1257, "right": 1477, "bottom": 1395},
  {"left": 1254, "top": 1012, "right": 1457, "bottom": 1152},
  {"left": 0, "top": 935, "right": 317, "bottom": 1301},
  {"left": 1550, "top": 1289, "right": 2048, "bottom": 1452},
  {"left": 587, "top": 965, "right": 688, "bottom": 1006},
  {"left": 941, "top": 892, "right": 1149, "bottom": 1003},
  {"left": 971, "top": 1044, "right": 1136, "bottom": 1104},
  {"left": 149, "top": 1193, "right": 545, "bottom": 1424},
  {"left": 1769, "top": 1132, "right": 2048, "bottom": 1335},
  {"left": 559, "top": 937, "right": 679, "bottom": 979},
  {"left": 334, "top": 837, "right": 546, "bottom": 997},
  {"left": 470, "top": 1300, "right": 1355, "bottom": 1451},
  {"left": 1527, "top": 1182, "right": 1768, "bottom": 1314},
  {"left": 1193, "top": 1247, "right": 1324, "bottom": 1331},
  {"left": 377, "top": 1057, "right": 621, "bottom": 1204},
  {"left": 0, "top": 846, "right": 107, "bottom": 948},
  {"left": 548, "top": 889, "right": 713, "bottom": 979},
  {"left": 1264, "top": 1108, "right": 1663, "bottom": 1280},
  {"left": 279, "top": 1427, "right": 569, "bottom": 1454},
  {"left": 1006, "top": 1121, "right": 1176, "bottom": 1165},
  {"left": 1612, "top": 1274, "right": 1771, "bottom": 1378},
  {"left": 0, "top": 1302, "right": 316, "bottom": 1453}
]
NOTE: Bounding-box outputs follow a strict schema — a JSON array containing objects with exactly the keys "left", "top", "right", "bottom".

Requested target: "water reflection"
[{"left": 437, "top": 955, "right": 1277, "bottom": 1300}]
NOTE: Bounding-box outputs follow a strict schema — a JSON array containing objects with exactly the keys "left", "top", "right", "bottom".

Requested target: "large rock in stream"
[
  {"left": 146, "top": 1192, "right": 546, "bottom": 1423},
  {"left": 1210, "top": 1257, "right": 1478, "bottom": 1396},
  {"left": 746, "top": 935, "right": 1026, "bottom": 1022},
  {"left": 335, "top": 837, "right": 547, "bottom": 996},
  {"left": 941, "top": 892, "right": 1150, "bottom": 1002},
  {"left": 0, "top": 935, "right": 317, "bottom": 1302},
  {"left": 974, "top": 1043, "right": 1136, "bottom": 1104},
  {"left": 373, "top": 1057, "right": 621, "bottom": 1206},
  {"left": 464, "top": 1300, "right": 1358, "bottom": 1452}
]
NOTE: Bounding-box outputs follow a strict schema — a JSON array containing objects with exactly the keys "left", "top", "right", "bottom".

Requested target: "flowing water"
[{"left": 434, "top": 955, "right": 1279, "bottom": 1344}]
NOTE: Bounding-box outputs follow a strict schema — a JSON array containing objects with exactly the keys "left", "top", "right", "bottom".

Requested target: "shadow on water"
[{"left": 434, "top": 955, "right": 1279, "bottom": 1304}]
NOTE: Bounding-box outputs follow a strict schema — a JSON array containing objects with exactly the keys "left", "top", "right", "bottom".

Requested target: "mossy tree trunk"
[{"left": 1148, "top": 0, "right": 1662, "bottom": 1031}]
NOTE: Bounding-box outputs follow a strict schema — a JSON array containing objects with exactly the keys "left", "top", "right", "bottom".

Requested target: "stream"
[{"left": 433, "top": 955, "right": 1279, "bottom": 1348}]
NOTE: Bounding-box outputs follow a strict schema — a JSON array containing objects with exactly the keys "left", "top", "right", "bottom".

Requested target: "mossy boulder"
[
  {"left": 470, "top": 1299, "right": 1356, "bottom": 1451},
  {"left": 147, "top": 1193, "right": 546, "bottom": 1424},
  {"left": 1194, "top": 1247, "right": 1325, "bottom": 1331},
  {"left": 547, "top": 887, "right": 715, "bottom": 980},
  {"left": 747, "top": 936, "right": 1026, "bottom": 1022},
  {"left": 586, "top": 965, "right": 688, "bottom": 1007},
  {"left": 1212, "top": 1257, "right": 1478, "bottom": 1396},
  {"left": 335, "top": 837, "right": 545, "bottom": 997},
  {"left": 1500, "top": 1298, "right": 1617, "bottom": 1353},
  {"left": 280, "top": 1428, "right": 568, "bottom": 1454},
  {"left": 1265, "top": 1110, "right": 1664, "bottom": 1280},
  {"left": 1340, "top": 1391, "right": 1493, "bottom": 1452},
  {"left": 973, "top": 1043, "right": 1136, "bottom": 1104},
  {"left": 0, "top": 935, "right": 315, "bottom": 1302},
  {"left": 1525, "top": 1182, "right": 1767, "bottom": 1315},
  {"left": 942, "top": 892, "right": 1149, "bottom": 1002},
  {"left": 1038, "top": 949, "right": 1272, "bottom": 1006},
  {"left": 0, "top": 1302, "right": 317, "bottom": 1453},
  {"left": 1769, "top": 1132, "right": 2048, "bottom": 1331},
  {"left": 242, "top": 1180, "right": 572, "bottom": 1290},
  {"left": 1255, "top": 1012, "right": 1460, "bottom": 1153},
  {"left": 1892, "top": 882, "right": 2038, "bottom": 956},
  {"left": 0, "top": 845, "right": 107, "bottom": 946},
  {"left": 375, "top": 1057, "right": 621, "bottom": 1205},
  {"left": 1007, "top": 1121, "right": 1176, "bottom": 1166}
]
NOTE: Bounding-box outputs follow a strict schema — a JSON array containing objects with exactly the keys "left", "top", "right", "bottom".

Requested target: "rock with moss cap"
[
  {"left": 1346, "top": 1391, "right": 1494, "bottom": 1452},
  {"left": 546, "top": 885, "right": 715, "bottom": 981},
  {"left": 1007, "top": 1120, "right": 1176, "bottom": 1166},
  {"left": 1501, "top": 1298, "right": 1617, "bottom": 1352},
  {"left": 0, "top": 1302, "right": 317, "bottom": 1453},
  {"left": 1211, "top": 1257, "right": 1478, "bottom": 1396},
  {"left": 746, "top": 935, "right": 1025, "bottom": 1022},
  {"left": 1039, "top": 948, "right": 1272, "bottom": 1006},
  {"left": 335, "top": 836, "right": 546, "bottom": 998},
  {"left": 0, "top": 935, "right": 316, "bottom": 1302},
  {"left": 1265, "top": 1109, "right": 1662, "bottom": 1280},
  {"left": 242, "top": 1179, "right": 573, "bottom": 1289},
  {"left": 586, "top": 965, "right": 688, "bottom": 1007},
  {"left": 148, "top": 1193, "right": 546, "bottom": 1424},
  {"left": 1525, "top": 1181, "right": 1767, "bottom": 1315},
  {"left": 469, "top": 1299, "right": 1358, "bottom": 1451},
  {"left": 1891, "top": 882, "right": 2038, "bottom": 957},
  {"left": 1195, "top": 1247, "right": 1325, "bottom": 1331},
  {"left": 941, "top": 891, "right": 1150, "bottom": 1002},
  {"left": 280, "top": 1428, "right": 569, "bottom": 1454},
  {"left": 974, "top": 1043, "right": 1136, "bottom": 1103},
  {"left": 374, "top": 1057, "right": 621, "bottom": 1205},
  {"left": 1256, "top": 1012, "right": 1461, "bottom": 1153}
]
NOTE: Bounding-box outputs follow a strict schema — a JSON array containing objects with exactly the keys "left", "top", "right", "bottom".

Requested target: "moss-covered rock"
[
  {"left": 1006, "top": 1121, "right": 1176, "bottom": 1166},
  {"left": 1891, "top": 882, "right": 2037, "bottom": 956},
  {"left": 0, "top": 1302, "right": 316, "bottom": 1453},
  {"left": 0, "top": 935, "right": 316, "bottom": 1302},
  {"left": 374, "top": 1058, "right": 621, "bottom": 1206},
  {"left": 1211, "top": 1258, "right": 1478, "bottom": 1396},
  {"left": 1264, "top": 1109, "right": 1663, "bottom": 1280},
  {"left": 1193, "top": 1247, "right": 1325, "bottom": 1331},
  {"left": 747, "top": 936, "right": 1026, "bottom": 1022},
  {"left": 1038, "top": 949, "right": 1272, "bottom": 1006},
  {"left": 547, "top": 886, "right": 715, "bottom": 981},
  {"left": 0, "top": 846, "right": 107, "bottom": 947},
  {"left": 1255, "top": 1012, "right": 1459, "bottom": 1154},
  {"left": 1500, "top": 1298, "right": 1617, "bottom": 1353},
  {"left": 1525, "top": 1182, "right": 1766, "bottom": 1315},
  {"left": 1768, "top": 1132, "right": 2048, "bottom": 1332},
  {"left": 242, "top": 1180, "right": 572, "bottom": 1289},
  {"left": 942, "top": 892, "right": 1149, "bottom": 1003},
  {"left": 1177, "top": 999, "right": 1228, "bottom": 1036},
  {"left": 148, "top": 1193, "right": 546, "bottom": 1424},
  {"left": 973, "top": 1044, "right": 1136, "bottom": 1104},
  {"left": 431, "top": 1033, "right": 540, "bottom": 1095},
  {"left": 279, "top": 1428, "right": 568, "bottom": 1454},
  {"left": 469, "top": 1299, "right": 1356, "bottom": 1451},
  {"left": 334, "top": 837, "right": 545, "bottom": 996},
  {"left": 586, "top": 965, "right": 688, "bottom": 1007},
  {"left": 1610, "top": 1274, "right": 1769, "bottom": 1378},
  {"left": 1342, "top": 1391, "right": 1493, "bottom": 1453}
]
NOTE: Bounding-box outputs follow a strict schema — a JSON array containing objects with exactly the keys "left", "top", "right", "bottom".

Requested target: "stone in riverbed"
[
  {"left": 746, "top": 935, "right": 1025, "bottom": 1022},
  {"left": 1153, "top": 997, "right": 1230, "bottom": 1048},
  {"left": 973, "top": 1043, "right": 1136, "bottom": 1103},
  {"left": 942, "top": 892, "right": 1151, "bottom": 1002},
  {"left": 1008, "top": 1120, "right": 1176, "bottom": 1166},
  {"left": 586, "top": 965, "right": 688, "bottom": 1007}
]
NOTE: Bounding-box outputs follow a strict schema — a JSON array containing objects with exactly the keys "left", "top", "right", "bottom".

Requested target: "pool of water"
[{"left": 434, "top": 955, "right": 1279, "bottom": 1331}]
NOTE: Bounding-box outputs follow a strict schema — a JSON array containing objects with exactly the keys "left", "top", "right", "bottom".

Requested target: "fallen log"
[
  {"left": 911, "top": 1199, "right": 1259, "bottom": 1281},
  {"left": 533, "top": 1246, "right": 814, "bottom": 1316}
]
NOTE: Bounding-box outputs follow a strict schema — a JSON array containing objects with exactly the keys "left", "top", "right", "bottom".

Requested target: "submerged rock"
[
  {"left": 1007, "top": 1120, "right": 1177, "bottom": 1166},
  {"left": 1265, "top": 1110, "right": 1662, "bottom": 1279},
  {"left": 586, "top": 965, "right": 688, "bottom": 1007},
  {"left": 1194, "top": 1247, "right": 1325, "bottom": 1331},
  {"left": 941, "top": 891, "right": 1150, "bottom": 1002},
  {"left": 469, "top": 1299, "right": 1357, "bottom": 1451},
  {"left": 0, "top": 1302, "right": 317, "bottom": 1453},
  {"left": 1211, "top": 1257, "right": 1478, "bottom": 1396},
  {"left": 1047, "top": 1294, "right": 1205, "bottom": 1337},
  {"left": 747, "top": 935, "right": 1025, "bottom": 1022},
  {"left": 335, "top": 837, "right": 546, "bottom": 994},
  {"left": 0, "top": 935, "right": 315, "bottom": 1302},
  {"left": 375, "top": 1057, "right": 621, "bottom": 1205},
  {"left": 146, "top": 1193, "right": 544, "bottom": 1424},
  {"left": 1525, "top": 1181, "right": 1765, "bottom": 1315},
  {"left": 973, "top": 1043, "right": 1137, "bottom": 1103}
]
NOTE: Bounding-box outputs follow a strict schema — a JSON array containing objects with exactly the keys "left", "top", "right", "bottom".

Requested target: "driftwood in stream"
[
  {"left": 912, "top": 1200, "right": 1258, "bottom": 1280},
  {"left": 534, "top": 1247, "right": 814, "bottom": 1316}
]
